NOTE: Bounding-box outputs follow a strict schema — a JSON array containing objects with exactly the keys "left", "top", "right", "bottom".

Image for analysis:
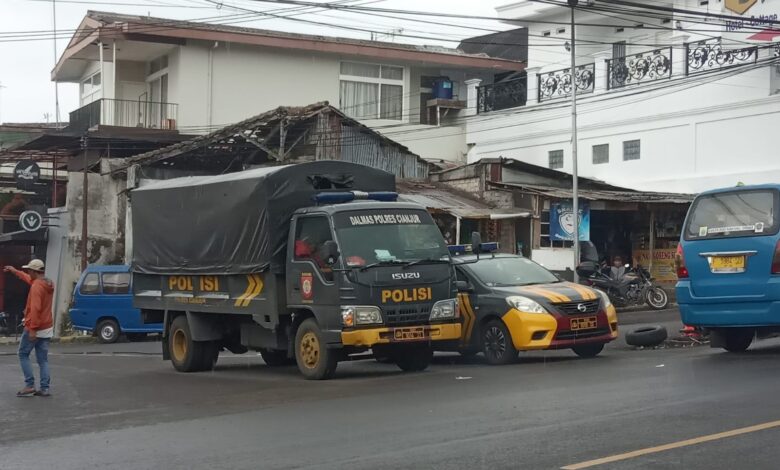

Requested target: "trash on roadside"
[{"left": 455, "top": 376, "right": 472, "bottom": 380}]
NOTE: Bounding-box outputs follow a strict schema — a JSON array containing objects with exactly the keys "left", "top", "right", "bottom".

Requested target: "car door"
[{"left": 456, "top": 267, "right": 480, "bottom": 349}]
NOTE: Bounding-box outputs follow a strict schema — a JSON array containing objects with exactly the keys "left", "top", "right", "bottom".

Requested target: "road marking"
[{"left": 561, "top": 419, "right": 780, "bottom": 469}]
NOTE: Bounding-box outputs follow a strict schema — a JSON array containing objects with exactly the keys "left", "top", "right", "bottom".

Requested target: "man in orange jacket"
[{"left": 5, "top": 259, "right": 55, "bottom": 397}]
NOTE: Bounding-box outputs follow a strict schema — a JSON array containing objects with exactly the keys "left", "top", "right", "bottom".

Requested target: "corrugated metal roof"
[
  {"left": 398, "top": 182, "right": 530, "bottom": 219},
  {"left": 494, "top": 182, "right": 694, "bottom": 204}
]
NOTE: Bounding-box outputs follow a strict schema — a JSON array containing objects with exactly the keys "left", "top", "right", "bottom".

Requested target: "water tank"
[{"left": 432, "top": 79, "right": 453, "bottom": 99}]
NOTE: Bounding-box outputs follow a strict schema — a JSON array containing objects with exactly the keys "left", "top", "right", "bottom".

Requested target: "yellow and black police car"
[{"left": 445, "top": 250, "right": 618, "bottom": 365}]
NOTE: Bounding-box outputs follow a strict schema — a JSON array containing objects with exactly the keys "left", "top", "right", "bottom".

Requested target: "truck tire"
[
  {"left": 482, "top": 319, "right": 518, "bottom": 365},
  {"left": 625, "top": 325, "right": 668, "bottom": 347},
  {"left": 722, "top": 329, "right": 754, "bottom": 353},
  {"left": 260, "top": 348, "right": 296, "bottom": 366},
  {"left": 393, "top": 344, "right": 433, "bottom": 372},
  {"left": 97, "top": 319, "right": 120, "bottom": 344},
  {"left": 169, "top": 316, "right": 216, "bottom": 372},
  {"left": 295, "top": 318, "right": 338, "bottom": 380},
  {"left": 572, "top": 343, "right": 604, "bottom": 358}
]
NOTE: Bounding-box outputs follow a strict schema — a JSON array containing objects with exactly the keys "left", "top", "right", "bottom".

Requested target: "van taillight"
[
  {"left": 772, "top": 241, "right": 780, "bottom": 274},
  {"left": 676, "top": 244, "right": 689, "bottom": 278}
]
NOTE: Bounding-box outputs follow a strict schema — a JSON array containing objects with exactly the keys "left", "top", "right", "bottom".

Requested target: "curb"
[{"left": 0, "top": 335, "right": 97, "bottom": 346}]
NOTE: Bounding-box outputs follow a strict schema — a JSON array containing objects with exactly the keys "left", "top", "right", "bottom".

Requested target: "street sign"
[
  {"left": 19, "top": 210, "right": 43, "bottom": 232},
  {"left": 14, "top": 161, "right": 41, "bottom": 190}
]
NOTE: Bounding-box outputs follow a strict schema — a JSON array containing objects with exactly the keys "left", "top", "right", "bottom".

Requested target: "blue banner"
[{"left": 550, "top": 201, "right": 590, "bottom": 241}]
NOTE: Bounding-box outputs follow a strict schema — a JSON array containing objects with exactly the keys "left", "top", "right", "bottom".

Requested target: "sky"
[{"left": 0, "top": 0, "right": 509, "bottom": 124}]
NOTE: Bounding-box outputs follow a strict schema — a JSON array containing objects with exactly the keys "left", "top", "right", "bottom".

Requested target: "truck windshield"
[
  {"left": 684, "top": 189, "right": 779, "bottom": 240},
  {"left": 333, "top": 210, "right": 449, "bottom": 267}
]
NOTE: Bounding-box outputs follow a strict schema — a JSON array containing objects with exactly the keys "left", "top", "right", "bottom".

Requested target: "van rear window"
[{"left": 685, "top": 189, "right": 779, "bottom": 240}]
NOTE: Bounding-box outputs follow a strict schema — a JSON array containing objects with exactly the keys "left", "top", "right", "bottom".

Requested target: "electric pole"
[{"left": 568, "top": 0, "right": 580, "bottom": 281}]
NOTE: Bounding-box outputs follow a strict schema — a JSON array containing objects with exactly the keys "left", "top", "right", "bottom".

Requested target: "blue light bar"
[
  {"left": 366, "top": 191, "right": 398, "bottom": 202},
  {"left": 313, "top": 192, "right": 355, "bottom": 204},
  {"left": 480, "top": 242, "right": 499, "bottom": 253},
  {"left": 448, "top": 244, "right": 469, "bottom": 255}
]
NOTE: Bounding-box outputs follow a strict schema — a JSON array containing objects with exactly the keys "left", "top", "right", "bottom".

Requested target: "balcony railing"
[
  {"left": 477, "top": 78, "right": 527, "bottom": 113},
  {"left": 607, "top": 47, "right": 672, "bottom": 90},
  {"left": 68, "top": 98, "right": 179, "bottom": 132},
  {"left": 685, "top": 38, "right": 758, "bottom": 75},
  {"left": 537, "top": 63, "right": 595, "bottom": 102}
]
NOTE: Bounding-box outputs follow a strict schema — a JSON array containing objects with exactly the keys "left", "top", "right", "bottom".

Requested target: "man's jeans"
[{"left": 18, "top": 330, "right": 50, "bottom": 390}]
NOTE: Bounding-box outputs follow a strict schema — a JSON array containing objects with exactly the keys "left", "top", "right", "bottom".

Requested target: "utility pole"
[
  {"left": 568, "top": 0, "right": 580, "bottom": 281},
  {"left": 53, "top": 0, "right": 61, "bottom": 126},
  {"left": 80, "top": 135, "right": 89, "bottom": 271}
]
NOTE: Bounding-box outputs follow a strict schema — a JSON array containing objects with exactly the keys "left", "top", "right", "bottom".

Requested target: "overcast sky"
[{"left": 0, "top": 0, "right": 508, "bottom": 124}]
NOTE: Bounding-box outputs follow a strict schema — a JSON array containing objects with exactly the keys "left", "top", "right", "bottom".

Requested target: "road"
[{"left": 2, "top": 308, "right": 780, "bottom": 469}]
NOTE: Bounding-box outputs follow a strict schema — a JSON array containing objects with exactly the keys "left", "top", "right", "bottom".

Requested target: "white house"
[
  {"left": 53, "top": 11, "right": 525, "bottom": 164},
  {"left": 464, "top": 0, "right": 780, "bottom": 193}
]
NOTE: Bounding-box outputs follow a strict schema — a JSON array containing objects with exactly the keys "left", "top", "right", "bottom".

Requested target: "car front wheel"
[{"left": 482, "top": 319, "right": 518, "bottom": 365}]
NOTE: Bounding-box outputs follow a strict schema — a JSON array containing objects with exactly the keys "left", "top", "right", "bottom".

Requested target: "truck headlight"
[
  {"left": 341, "top": 306, "right": 383, "bottom": 326},
  {"left": 430, "top": 298, "right": 457, "bottom": 321},
  {"left": 506, "top": 296, "right": 546, "bottom": 314},
  {"left": 594, "top": 289, "right": 612, "bottom": 309}
]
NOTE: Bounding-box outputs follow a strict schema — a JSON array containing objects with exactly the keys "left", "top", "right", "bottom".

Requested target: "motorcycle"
[
  {"left": 577, "top": 261, "right": 669, "bottom": 310},
  {"left": 0, "top": 311, "right": 22, "bottom": 336}
]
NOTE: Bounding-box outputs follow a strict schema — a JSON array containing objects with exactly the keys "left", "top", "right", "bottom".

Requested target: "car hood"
[{"left": 491, "top": 282, "right": 600, "bottom": 304}]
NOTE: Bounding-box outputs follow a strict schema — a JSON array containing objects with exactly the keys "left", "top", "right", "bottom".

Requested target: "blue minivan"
[
  {"left": 677, "top": 184, "right": 780, "bottom": 352},
  {"left": 70, "top": 265, "right": 162, "bottom": 343}
]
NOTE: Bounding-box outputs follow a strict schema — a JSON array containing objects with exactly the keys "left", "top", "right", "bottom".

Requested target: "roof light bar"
[
  {"left": 313, "top": 191, "right": 399, "bottom": 204},
  {"left": 448, "top": 242, "right": 499, "bottom": 256}
]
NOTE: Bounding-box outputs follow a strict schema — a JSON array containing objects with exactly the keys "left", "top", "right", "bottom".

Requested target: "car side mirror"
[
  {"left": 456, "top": 280, "right": 473, "bottom": 292},
  {"left": 321, "top": 240, "right": 340, "bottom": 266},
  {"left": 470, "top": 231, "right": 483, "bottom": 254}
]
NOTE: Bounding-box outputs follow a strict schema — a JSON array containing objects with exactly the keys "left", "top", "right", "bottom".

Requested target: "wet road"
[{"left": 2, "top": 309, "right": 780, "bottom": 469}]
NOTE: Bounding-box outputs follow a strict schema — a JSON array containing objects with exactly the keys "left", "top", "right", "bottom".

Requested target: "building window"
[
  {"left": 80, "top": 72, "right": 102, "bottom": 104},
  {"left": 592, "top": 144, "right": 609, "bottom": 164},
  {"left": 623, "top": 139, "right": 641, "bottom": 161},
  {"left": 339, "top": 61, "right": 404, "bottom": 120},
  {"left": 549, "top": 150, "right": 564, "bottom": 169},
  {"left": 540, "top": 210, "right": 574, "bottom": 248}
]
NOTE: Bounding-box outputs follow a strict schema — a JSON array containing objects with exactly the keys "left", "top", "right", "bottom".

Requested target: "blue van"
[
  {"left": 70, "top": 265, "right": 162, "bottom": 343},
  {"left": 677, "top": 184, "right": 780, "bottom": 352}
]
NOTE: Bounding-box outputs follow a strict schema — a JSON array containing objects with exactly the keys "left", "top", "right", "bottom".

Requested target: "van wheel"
[
  {"left": 260, "top": 348, "right": 296, "bottom": 366},
  {"left": 482, "top": 319, "right": 518, "bottom": 365},
  {"left": 393, "top": 344, "right": 433, "bottom": 372},
  {"left": 97, "top": 319, "right": 120, "bottom": 344},
  {"left": 168, "top": 316, "right": 216, "bottom": 372},
  {"left": 723, "top": 329, "right": 754, "bottom": 353},
  {"left": 295, "top": 318, "right": 338, "bottom": 380}
]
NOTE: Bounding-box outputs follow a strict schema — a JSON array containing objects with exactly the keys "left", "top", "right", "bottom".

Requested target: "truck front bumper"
[{"left": 340, "top": 323, "right": 461, "bottom": 348}]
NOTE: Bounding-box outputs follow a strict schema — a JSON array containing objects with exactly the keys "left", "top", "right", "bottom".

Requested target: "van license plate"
[
  {"left": 710, "top": 256, "right": 745, "bottom": 273},
  {"left": 570, "top": 316, "right": 597, "bottom": 331},
  {"left": 393, "top": 327, "right": 427, "bottom": 341}
]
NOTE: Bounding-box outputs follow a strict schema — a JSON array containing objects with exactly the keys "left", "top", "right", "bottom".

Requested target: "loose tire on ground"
[
  {"left": 295, "top": 318, "right": 338, "bottom": 380},
  {"left": 722, "top": 328, "right": 754, "bottom": 353},
  {"left": 625, "top": 325, "right": 668, "bottom": 347},
  {"left": 392, "top": 344, "right": 433, "bottom": 372},
  {"left": 168, "top": 315, "right": 217, "bottom": 372},
  {"left": 96, "top": 319, "right": 120, "bottom": 344},
  {"left": 572, "top": 343, "right": 605, "bottom": 358},
  {"left": 482, "top": 319, "right": 518, "bottom": 365},
  {"left": 260, "top": 348, "right": 296, "bottom": 366}
]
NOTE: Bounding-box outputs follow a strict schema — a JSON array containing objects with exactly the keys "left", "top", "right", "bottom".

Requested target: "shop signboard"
[
  {"left": 723, "top": 0, "right": 778, "bottom": 34},
  {"left": 14, "top": 161, "right": 40, "bottom": 190},
  {"left": 634, "top": 248, "right": 678, "bottom": 283},
  {"left": 550, "top": 201, "right": 590, "bottom": 241}
]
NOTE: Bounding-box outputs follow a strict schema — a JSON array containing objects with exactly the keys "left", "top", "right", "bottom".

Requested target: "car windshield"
[
  {"left": 333, "top": 209, "right": 449, "bottom": 267},
  {"left": 685, "top": 189, "right": 779, "bottom": 240},
  {"left": 466, "top": 256, "right": 560, "bottom": 287}
]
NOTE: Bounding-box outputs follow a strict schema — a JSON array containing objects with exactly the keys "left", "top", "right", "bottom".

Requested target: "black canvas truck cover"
[{"left": 131, "top": 160, "right": 396, "bottom": 275}]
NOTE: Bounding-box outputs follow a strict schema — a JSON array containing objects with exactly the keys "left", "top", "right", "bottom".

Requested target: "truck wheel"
[
  {"left": 482, "top": 319, "right": 518, "bottom": 365},
  {"left": 260, "top": 348, "right": 296, "bottom": 366},
  {"left": 295, "top": 318, "right": 338, "bottom": 380},
  {"left": 393, "top": 344, "right": 433, "bottom": 372},
  {"left": 169, "top": 316, "right": 214, "bottom": 372},
  {"left": 723, "top": 329, "right": 754, "bottom": 353},
  {"left": 97, "top": 319, "right": 120, "bottom": 344},
  {"left": 572, "top": 343, "right": 604, "bottom": 358}
]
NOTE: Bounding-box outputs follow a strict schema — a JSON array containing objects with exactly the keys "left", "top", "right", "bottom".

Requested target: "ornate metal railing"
[
  {"left": 477, "top": 78, "right": 527, "bottom": 113},
  {"left": 607, "top": 47, "right": 672, "bottom": 89},
  {"left": 685, "top": 38, "right": 758, "bottom": 75},
  {"left": 537, "top": 63, "right": 595, "bottom": 102},
  {"left": 775, "top": 43, "right": 780, "bottom": 58}
]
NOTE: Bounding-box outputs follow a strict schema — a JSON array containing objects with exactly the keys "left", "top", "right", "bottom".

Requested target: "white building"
[
  {"left": 465, "top": 0, "right": 780, "bottom": 193},
  {"left": 53, "top": 11, "right": 525, "bottom": 164}
]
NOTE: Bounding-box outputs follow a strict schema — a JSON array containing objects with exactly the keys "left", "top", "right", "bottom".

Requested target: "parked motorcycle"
[{"left": 577, "top": 261, "right": 669, "bottom": 310}]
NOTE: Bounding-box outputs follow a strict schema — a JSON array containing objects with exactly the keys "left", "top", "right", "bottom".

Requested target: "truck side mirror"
[
  {"left": 456, "top": 280, "right": 473, "bottom": 293},
  {"left": 470, "top": 231, "right": 482, "bottom": 254},
  {"left": 321, "top": 240, "right": 340, "bottom": 266}
]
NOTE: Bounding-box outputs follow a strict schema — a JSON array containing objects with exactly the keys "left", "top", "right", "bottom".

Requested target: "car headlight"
[
  {"left": 430, "top": 298, "right": 458, "bottom": 321},
  {"left": 594, "top": 289, "right": 612, "bottom": 309},
  {"left": 506, "top": 296, "right": 546, "bottom": 314},
  {"left": 341, "top": 306, "right": 383, "bottom": 326}
]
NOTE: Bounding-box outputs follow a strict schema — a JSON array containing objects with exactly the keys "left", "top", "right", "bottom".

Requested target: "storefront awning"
[
  {"left": 398, "top": 183, "right": 531, "bottom": 220},
  {"left": 0, "top": 229, "right": 45, "bottom": 244},
  {"left": 492, "top": 182, "right": 694, "bottom": 204}
]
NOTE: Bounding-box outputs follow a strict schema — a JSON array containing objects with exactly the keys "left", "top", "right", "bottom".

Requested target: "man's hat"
[{"left": 22, "top": 259, "right": 45, "bottom": 272}]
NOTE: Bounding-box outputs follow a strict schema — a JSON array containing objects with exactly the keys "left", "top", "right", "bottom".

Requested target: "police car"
[{"left": 445, "top": 247, "right": 618, "bottom": 365}]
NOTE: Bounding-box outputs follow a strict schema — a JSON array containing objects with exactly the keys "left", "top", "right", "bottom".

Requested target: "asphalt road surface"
[{"left": 2, "top": 308, "right": 780, "bottom": 469}]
